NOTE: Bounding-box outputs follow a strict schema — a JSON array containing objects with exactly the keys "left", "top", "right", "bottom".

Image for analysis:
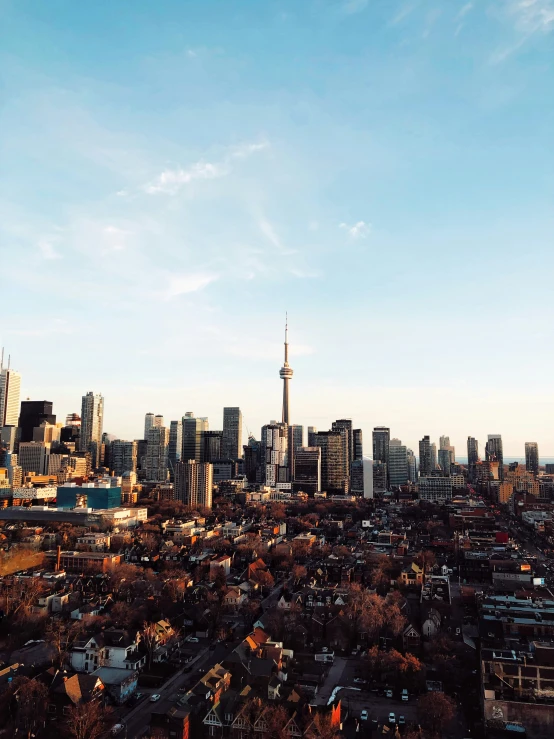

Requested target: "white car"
[
  {"left": 111, "top": 725, "right": 125, "bottom": 736},
  {"left": 188, "top": 637, "right": 199, "bottom": 643},
  {"left": 385, "top": 689, "right": 393, "bottom": 698},
  {"left": 388, "top": 713, "right": 396, "bottom": 725},
  {"left": 360, "top": 710, "right": 369, "bottom": 721},
  {"left": 150, "top": 694, "right": 161, "bottom": 702}
]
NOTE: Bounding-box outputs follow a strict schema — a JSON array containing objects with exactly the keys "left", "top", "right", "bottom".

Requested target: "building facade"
[
  {"left": 222, "top": 407, "right": 242, "bottom": 460},
  {"left": 80, "top": 392, "right": 104, "bottom": 468}
]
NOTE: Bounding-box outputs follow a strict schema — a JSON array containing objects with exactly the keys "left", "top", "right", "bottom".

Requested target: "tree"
[
  {"left": 141, "top": 621, "right": 159, "bottom": 669},
  {"left": 65, "top": 700, "right": 112, "bottom": 739},
  {"left": 305, "top": 712, "right": 341, "bottom": 739},
  {"left": 417, "top": 692, "right": 456, "bottom": 737},
  {"left": 12, "top": 677, "right": 48, "bottom": 738},
  {"left": 291, "top": 564, "right": 307, "bottom": 582},
  {"left": 47, "top": 619, "right": 84, "bottom": 668},
  {"left": 255, "top": 569, "right": 275, "bottom": 592}
]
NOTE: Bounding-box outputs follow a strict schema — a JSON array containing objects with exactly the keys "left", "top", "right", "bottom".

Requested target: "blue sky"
[{"left": 1, "top": 0, "right": 553, "bottom": 456}]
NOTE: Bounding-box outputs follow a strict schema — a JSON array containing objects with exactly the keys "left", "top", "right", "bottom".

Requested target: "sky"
[{"left": 1, "top": 0, "right": 554, "bottom": 457}]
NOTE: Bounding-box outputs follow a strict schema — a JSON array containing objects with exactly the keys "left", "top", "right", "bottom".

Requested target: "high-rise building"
[
  {"left": 19, "top": 401, "right": 56, "bottom": 444},
  {"left": 486, "top": 435, "right": 504, "bottom": 480},
  {"left": 0, "top": 360, "right": 21, "bottom": 428},
  {"left": 307, "top": 427, "right": 318, "bottom": 447},
  {"left": 373, "top": 462, "right": 387, "bottom": 494},
  {"left": 222, "top": 407, "right": 242, "bottom": 460},
  {"left": 525, "top": 442, "right": 539, "bottom": 475},
  {"left": 111, "top": 440, "right": 138, "bottom": 476},
  {"left": 80, "top": 392, "right": 104, "bottom": 468},
  {"left": 430, "top": 443, "right": 437, "bottom": 471},
  {"left": 261, "top": 423, "right": 288, "bottom": 486},
  {"left": 168, "top": 421, "right": 182, "bottom": 479},
  {"left": 293, "top": 446, "right": 321, "bottom": 495},
  {"left": 18, "top": 442, "right": 49, "bottom": 475},
  {"left": 313, "top": 431, "right": 348, "bottom": 495},
  {"left": 389, "top": 439, "right": 408, "bottom": 487},
  {"left": 279, "top": 318, "right": 293, "bottom": 425},
  {"left": 287, "top": 424, "right": 304, "bottom": 480},
  {"left": 181, "top": 413, "right": 209, "bottom": 463},
  {"left": 33, "top": 422, "right": 61, "bottom": 445},
  {"left": 65, "top": 413, "right": 81, "bottom": 427},
  {"left": 419, "top": 476, "right": 453, "bottom": 502},
  {"left": 439, "top": 435, "right": 455, "bottom": 464},
  {"left": 144, "top": 413, "right": 164, "bottom": 440},
  {"left": 439, "top": 436, "right": 450, "bottom": 450},
  {"left": 467, "top": 437, "right": 479, "bottom": 479},
  {"left": 243, "top": 435, "right": 262, "bottom": 483},
  {"left": 202, "top": 430, "right": 223, "bottom": 463},
  {"left": 145, "top": 426, "right": 169, "bottom": 482},
  {"left": 0, "top": 426, "right": 17, "bottom": 453},
  {"left": 353, "top": 429, "right": 363, "bottom": 461},
  {"left": 407, "top": 449, "right": 417, "bottom": 482},
  {"left": 372, "top": 427, "right": 390, "bottom": 485},
  {"left": 438, "top": 448, "right": 452, "bottom": 476},
  {"left": 350, "top": 459, "right": 364, "bottom": 495},
  {"left": 174, "top": 460, "right": 213, "bottom": 509},
  {"left": 419, "top": 436, "right": 433, "bottom": 477},
  {"left": 332, "top": 420, "right": 354, "bottom": 464}
]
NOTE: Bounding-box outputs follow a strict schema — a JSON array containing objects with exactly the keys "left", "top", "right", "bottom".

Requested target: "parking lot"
[{"left": 338, "top": 687, "right": 418, "bottom": 727}]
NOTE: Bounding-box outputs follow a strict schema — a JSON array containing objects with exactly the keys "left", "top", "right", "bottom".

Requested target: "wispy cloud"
[
  {"left": 341, "top": 0, "right": 368, "bottom": 15},
  {"left": 162, "top": 272, "right": 219, "bottom": 300},
  {"left": 456, "top": 2, "right": 473, "bottom": 20},
  {"left": 102, "top": 225, "right": 131, "bottom": 253},
  {"left": 143, "top": 140, "right": 269, "bottom": 195},
  {"left": 491, "top": 0, "right": 554, "bottom": 62},
  {"left": 38, "top": 239, "right": 61, "bottom": 260},
  {"left": 389, "top": 2, "right": 417, "bottom": 25},
  {"left": 339, "top": 221, "right": 371, "bottom": 239}
]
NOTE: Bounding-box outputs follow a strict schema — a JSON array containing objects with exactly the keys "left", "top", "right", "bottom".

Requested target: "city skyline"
[{"left": 3, "top": 1, "right": 554, "bottom": 456}]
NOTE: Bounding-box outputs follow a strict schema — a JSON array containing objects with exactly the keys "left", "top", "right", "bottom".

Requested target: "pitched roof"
[{"left": 52, "top": 673, "right": 104, "bottom": 705}]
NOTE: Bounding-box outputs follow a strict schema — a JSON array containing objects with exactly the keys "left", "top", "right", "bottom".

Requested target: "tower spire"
[{"left": 279, "top": 314, "right": 293, "bottom": 425}]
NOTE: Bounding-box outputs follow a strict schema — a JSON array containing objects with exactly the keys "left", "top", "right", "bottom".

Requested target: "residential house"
[{"left": 70, "top": 628, "right": 145, "bottom": 673}]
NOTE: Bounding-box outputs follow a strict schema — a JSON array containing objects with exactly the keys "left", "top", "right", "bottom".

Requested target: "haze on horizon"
[{"left": 2, "top": 0, "right": 553, "bottom": 457}]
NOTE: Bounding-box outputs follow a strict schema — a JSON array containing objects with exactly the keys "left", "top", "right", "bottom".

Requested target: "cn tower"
[{"left": 279, "top": 315, "right": 293, "bottom": 425}]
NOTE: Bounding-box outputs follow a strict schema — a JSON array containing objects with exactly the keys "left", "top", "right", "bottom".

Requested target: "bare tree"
[
  {"left": 141, "top": 621, "right": 159, "bottom": 669},
  {"left": 417, "top": 692, "right": 456, "bottom": 737},
  {"left": 47, "top": 619, "right": 84, "bottom": 668},
  {"left": 12, "top": 676, "right": 48, "bottom": 738},
  {"left": 65, "top": 700, "right": 112, "bottom": 739}
]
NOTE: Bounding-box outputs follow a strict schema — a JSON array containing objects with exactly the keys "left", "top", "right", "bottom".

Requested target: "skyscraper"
[
  {"left": 80, "top": 392, "right": 104, "bottom": 467},
  {"left": 293, "top": 446, "right": 321, "bottom": 495},
  {"left": 19, "top": 401, "right": 56, "bottom": 443},
  {"left": 419, "top": 435, "right": 433, "bottom": 477},
  {"left": 332, "top": 419, "right": 354, "bottom": 464},
  {"left": 372, "top": 427, "right": 390, "bottom": 485},
  {"left": 111, "top": 440, "right": 138, "bottom": 476},
  {"left": 222, "top": 407, "right": 243, "bottom": 459},
  {"left": 313, "top": 431, "right": 348, "bottom": 495},
  {"left": 438, "top": 448, "right": 451, "bottom": 476},
  {"left": 0, "top": 361, "right": 21, "bottom": 428},
  {"left": 353, "top": 429, "right": 363, "bottom": 461},
  {"left": 261, "top": 422, "right": 288, "bottom": 486},
  {"left": 430, "top": 443, "right": 437, "bottom": 472},
  {"left": 407, "top": 449, "right": 417, "bottom": 482},
  {"left": 202, "top": 430, "right": 223, "bottom": 462},
  {"left": 486, "top": 435, "right": 504, "bottom": 480},
  {"left": 168, "top": 420, "right": 182, "bottom": 479},
  {"left": 525, "top": 442, "right": 539, "bottom": 475},
  {"left": 279, "top": 317, "right": 293, "bottom": 425},
  {"left": 144, "top": 413, "right": 164, "bottom": 440},
  {"left": 181, "top": 413, "right": 209, "bottom": 463},
  {"left": 307, "top": 427, "right": 318, "bottom": 447},
  {"left": 389, "top": 438, "right": 408, "bottom": 487},
  {"left": 467, "top": 437, "right": 479, "bottom": 480},
  {"left": 175, "top": 460, "right": 213, "bottom": 509},
  {"left": 145, "top": 426, "right": 169, "bottom": 482},
  {"left": 287, "top": 424, "right": 304, "bottom": 480}
]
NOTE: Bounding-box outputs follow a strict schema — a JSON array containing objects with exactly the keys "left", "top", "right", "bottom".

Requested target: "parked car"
[
  {"left": 385, "top": 689, "right": 393, "bottom": 699},
  {"left": 399, "top": 716, "right": 406, "bottom": 726},
  {"left": 111, "top": 725, "right": 125, "bottom": 736},
  {"left": 401, "top": 689, "right": 409, "bottom": 702},
  {"left": 187, "top": 637, "right": 199, "bottom": 643},
  {"left": 353, "top": 678, "right": 365, "bottom": 684},
  {"left": 150, "top": 694, "right": 161, "bottom": 702},
  {"left": 360, "top": 710, "right": 369, "bottom": 721},
  {"left": 388, "top": 713, "right": 396, "bottom": 725}
]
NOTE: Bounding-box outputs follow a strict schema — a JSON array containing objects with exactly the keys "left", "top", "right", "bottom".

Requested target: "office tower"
[
  {"left": 332, "top": 420, "right": 354, "bottom": 463},
  {"left": 293, "top": 447, "right": 321, "bottom": 494},
  {"left": 467, "top": 437, "right": 479, "bottom": 479},
  {"left": 372, "top": 427, "right": 390, "bottom": 485},
  {"left": 407, "top": 449, "right": 417, "bottom": 482},
  {"left": 80, "top": 392, "right": 104, "bottom": 467},
  {"left": 486, "top": 435, "right": 504, "bottom": 480},
  {"left": 373, "top": 462, "right": 387, "bottom": 494},
  {"left": 19, "top": 401, "right": 56, "bottom": 444},
  {"left": 313, "top": 431, "right": 348, "bottom": 495},
  {"left": 261, "top": 423, "right": 288, "bottom": 486},
  {"left": 279, "top": 317, "right": 293, "bottom": 425},
  {"left": 145, "top": 426, "right": 169, "bottom": 482},
  {"left": 202, "top": 430, "right": 223, "bottom": 463},
  {"left": 287, "top": 424, "right": 304, "bottom": 480},
  {"left": 389, "top": 438, "right": 408, "bottom": 486},
  {"left": 33, "top": 422, "right": 61, "bottom": 445},
  {"left": 430, "top": 443, "right": 437, "bottom": 471},
  {"left": 111, "top": 440, "right": 138, "bottom": 476},
  {"left": 419, "top": 436, "right": 433, "bottom": 477},
  {"left": 350, "top": 459, "right": 364, "bottom": 495},
  {"left": 174, "top": 460, "right": 213, "bottom": 509},
  {"left": 18, "top": 442, "right": 49, "bottom": 475},
  {"left": 525, "top": 442, "right": 539, "bottom": 475},
  {"left": 181, "top": 413, "right": 209, "bottom": 463},
  {"left": 144, "top": 413, "right": 163, "bottom": 439},
  {"left": 362, "top": 459, "right": 373, "bottom": 498},
  {"left": 438, "top": 448, "right": 451, "bottom": 476},
  {"left": 0, "top": 357, "right": 21, "bottom": 428},
  {"left": 222, "top": 407, "right": 243, "bottom": 460},
  {"left": 353, "top": 429, "right": 363, "bottom": 461},
  {"left": 168, "top": 421, "right": 182, "bottom": 479},
  {"left": 307, "top": 427, "right": 318, "bottom": 448},
  {"left": 0, "top": 426, "right": 17, "bottom": 453},
  {"left": 439, "top": 435, "right": 455, "bottom": 464},
  {"left": 439, "top": 436, "right": 450, "bottom": 450},
  {"left": 244, "top": 436, "right": 262, "bottom": 483}
]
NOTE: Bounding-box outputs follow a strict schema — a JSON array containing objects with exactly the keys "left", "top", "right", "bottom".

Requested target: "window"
[{"left": 48, "top": 704, "right": 57, "bottom": 715}]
